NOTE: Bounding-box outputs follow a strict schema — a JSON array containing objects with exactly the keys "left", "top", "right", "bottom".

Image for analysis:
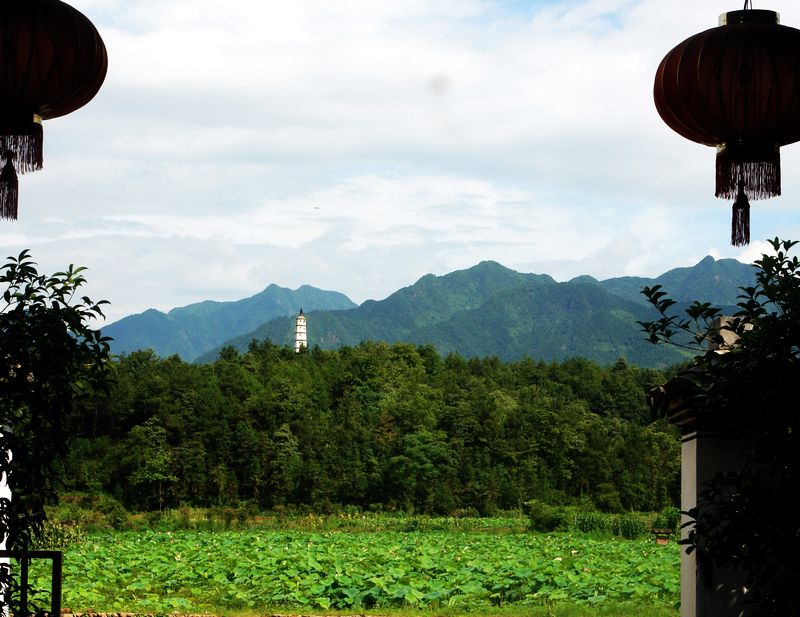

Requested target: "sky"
[{"left": 4, "top": 0, "right": 800, "bottom": 324}]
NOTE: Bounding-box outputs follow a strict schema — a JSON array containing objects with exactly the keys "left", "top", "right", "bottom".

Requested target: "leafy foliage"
[
  {"left": 0, "top": 250, "right": 110, "bottom": 615},
  {"left": 641, "top": 238, "right": 800, "bottom": 616},
  {"left": 30, "top": 529, "right": 679, "bottom": 613},
  {"left": 30, "top": 520, "right": 85, "bottom": 551},
  {"left": 0, "top": 250, "right": 110, "bottom": 549}
]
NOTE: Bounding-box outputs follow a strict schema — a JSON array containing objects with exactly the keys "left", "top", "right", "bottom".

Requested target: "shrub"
[
  {"left": 653, "top": 505, "right": 681, "bottom": 533},
  {"left": 46, "top": 494, "right": 129, "bottom": 531},
  {"left": 450, "top": 507, "right": 480, "bottom": 519},
  {"left": 96, "top": 496, "right": 130, "bottom": 530},
  {"left": 618, "top": 512, "right": 649, "bottom": 539},
  {"left": 525, "top": 500, "right": 568, "bottom": 532},
  {"left": 32, "top": 520, "right": 85, "bottom": 550},
  {"left": 144, "top": 510, "right": 164, "bottom": 529},
  {"left": 574, "top": 509, "right": 609, "bottom": 534},
  {"left": 594, "top": 483, "right": 624, "bottom": 513}
]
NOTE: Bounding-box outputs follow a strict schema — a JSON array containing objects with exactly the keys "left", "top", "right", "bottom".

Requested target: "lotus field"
[{"left": 33, "top": 529, "right": 680, "bottom": 614}]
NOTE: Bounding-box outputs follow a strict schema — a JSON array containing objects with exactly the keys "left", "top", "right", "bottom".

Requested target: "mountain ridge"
[
  {"left": 103, "top": 283, "right": 357, "bottom": 360},
  {"left": 190, "top": 256, "right": 755, "bottom": 367}
]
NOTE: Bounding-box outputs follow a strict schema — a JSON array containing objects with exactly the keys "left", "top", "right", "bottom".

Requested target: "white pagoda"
[{"left": 294, "top": 309, "right": 307, "bottom": 353}]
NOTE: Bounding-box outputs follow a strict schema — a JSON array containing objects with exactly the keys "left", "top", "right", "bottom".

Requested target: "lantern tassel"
[
  {"left": 0, "top": 154, "right": 19, "bottom": 221},
  {"left": 731, "top": 183, "right": 750, "bottom": 247},
  {"left": 0, "top": 115, "right": 44, "bottom": 175},
  {"left": 716, "top": 143, "right": 780, "bottom": 200}
]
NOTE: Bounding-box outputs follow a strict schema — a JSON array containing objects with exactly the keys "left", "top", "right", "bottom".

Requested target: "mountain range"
[
  {"left": 103, "top": 284, "right": 357, "bottom": 361},
  {"left": 105, "top": 255, "right": 756, "bottom": 368}
]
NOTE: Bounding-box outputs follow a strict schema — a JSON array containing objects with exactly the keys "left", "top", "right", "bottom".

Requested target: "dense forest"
[{"left": 65, "top": 341, "right": 680, "bottom": 515}]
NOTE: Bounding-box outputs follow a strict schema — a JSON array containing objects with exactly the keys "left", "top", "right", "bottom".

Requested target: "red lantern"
[
  {"left": 654, "top": 7, "right": 800, "bottom": 246},
  {"left": 0, "top": 0, "right": 107, "bottom": 220}
]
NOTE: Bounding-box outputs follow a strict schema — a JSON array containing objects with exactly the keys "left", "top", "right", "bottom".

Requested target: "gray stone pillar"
[
  {"left": 679, "top": 431, "right": 750, "bottom": 617},
  {"left": 651, "top": 317, "right": 757, "bottom": 617}
]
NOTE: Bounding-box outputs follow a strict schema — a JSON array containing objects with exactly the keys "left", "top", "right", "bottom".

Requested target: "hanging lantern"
[
  {"left": 0, "top": 0, "right": 107, "bottom": 220},
  {"left": 653, "top": 6, "right": 800, "bottom": 246}
]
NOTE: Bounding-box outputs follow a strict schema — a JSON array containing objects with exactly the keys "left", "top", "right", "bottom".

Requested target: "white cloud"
[{"left": 5, "top": 0, "right": 800, "bottom": 324}]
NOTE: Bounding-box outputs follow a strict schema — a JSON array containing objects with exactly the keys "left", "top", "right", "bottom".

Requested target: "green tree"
[
  {"left": 387, "top": 430, "right": 457, "bottom": 513},
  {"left": 643, "top": 238, "right": 800, "bottom": 616},
  {"left": 0, "top": 251, "right": 110, "bottom": 616},
  {"left": 172, "top": 436, "right": 208, "bottom": 504},
  {"left": 268, "top": 423, "right": 301, "bottom": 504},
  {"left": 0, "top": 251, "right": 110, "bottom": 549},
  {"left": 123, "top": 418, "right": 177, "bottom": 510}
]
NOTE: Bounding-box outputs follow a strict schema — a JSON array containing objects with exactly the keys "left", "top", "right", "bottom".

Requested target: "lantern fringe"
[
  {"left": 0, "top": 122, "right": 43, "bottom": 174},
  {"left": 731, "top": 186, "right": 750, "bottom": 247},
  {"left": 0, "top": 157, "right": 19, "bottom": 221},
  {"left": 716, "top": 146, "right": 780, "bottom": 200}
]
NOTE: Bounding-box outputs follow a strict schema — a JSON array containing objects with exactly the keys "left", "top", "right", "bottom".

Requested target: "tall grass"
[{"left": 47, "top": 494, "right": 677, "bottom": 541}]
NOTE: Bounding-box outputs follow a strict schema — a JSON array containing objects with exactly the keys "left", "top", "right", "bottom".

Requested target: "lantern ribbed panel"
[
  {"left": 654, "top": 36, "right": 720, "bottom": 146},
  {"left": 0, "top": 0, "right": 108, "bottom": 122},
  {"left": 698, "top": 24, "right": 800, "bottom": 147}
]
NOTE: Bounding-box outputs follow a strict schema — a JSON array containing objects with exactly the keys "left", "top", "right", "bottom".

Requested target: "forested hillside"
[
  {"left": 67, "top": 342, "right": 680, "bottom": 515},
  {"left": 198, "top": 258, "right": 754, "bottom": 367},
  {"left": 104, "top": 284, "right": 357, "bottom": 361},
  {"left": 596, "top": 255, "right": 755, "bottom": 307},
  {"left": 105, "top": 256, "right": 754, "bottom": 368}
]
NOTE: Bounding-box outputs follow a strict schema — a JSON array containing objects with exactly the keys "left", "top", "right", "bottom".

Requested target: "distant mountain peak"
[
  {"left": 472, "top": 259, "right": 507, "bottom": 269},
  {"left": 569, "top": 274, "right": 600, "bottom": 285}
]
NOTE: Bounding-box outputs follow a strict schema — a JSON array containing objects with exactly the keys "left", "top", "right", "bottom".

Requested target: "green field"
[{"left": 32, "top": 529, "right": 680, "bottom": 616}]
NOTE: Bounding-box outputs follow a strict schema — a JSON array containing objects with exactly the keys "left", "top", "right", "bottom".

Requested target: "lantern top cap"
[{"left": 719, "top": 9, "right": 779, "bottom": 26}]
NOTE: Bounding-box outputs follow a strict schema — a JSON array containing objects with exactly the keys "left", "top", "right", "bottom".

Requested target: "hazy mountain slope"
[
  {"left": 196, "top": 261, "right": 552, "bottom": 358},
  {"left": 115, "top": 255, "right": 752, "bottom": 368},
  {"left": 198, "top": 263, "right": 690, "bottom": 367},
  {"left": 599, "top": 256, "right": 756, "bottom": 307},
  {"left": 408, "top": 280, "right": 688, "bottom": 366},
  {"left": 104, "top": 284, "right": 357, "bottom": 360}
]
